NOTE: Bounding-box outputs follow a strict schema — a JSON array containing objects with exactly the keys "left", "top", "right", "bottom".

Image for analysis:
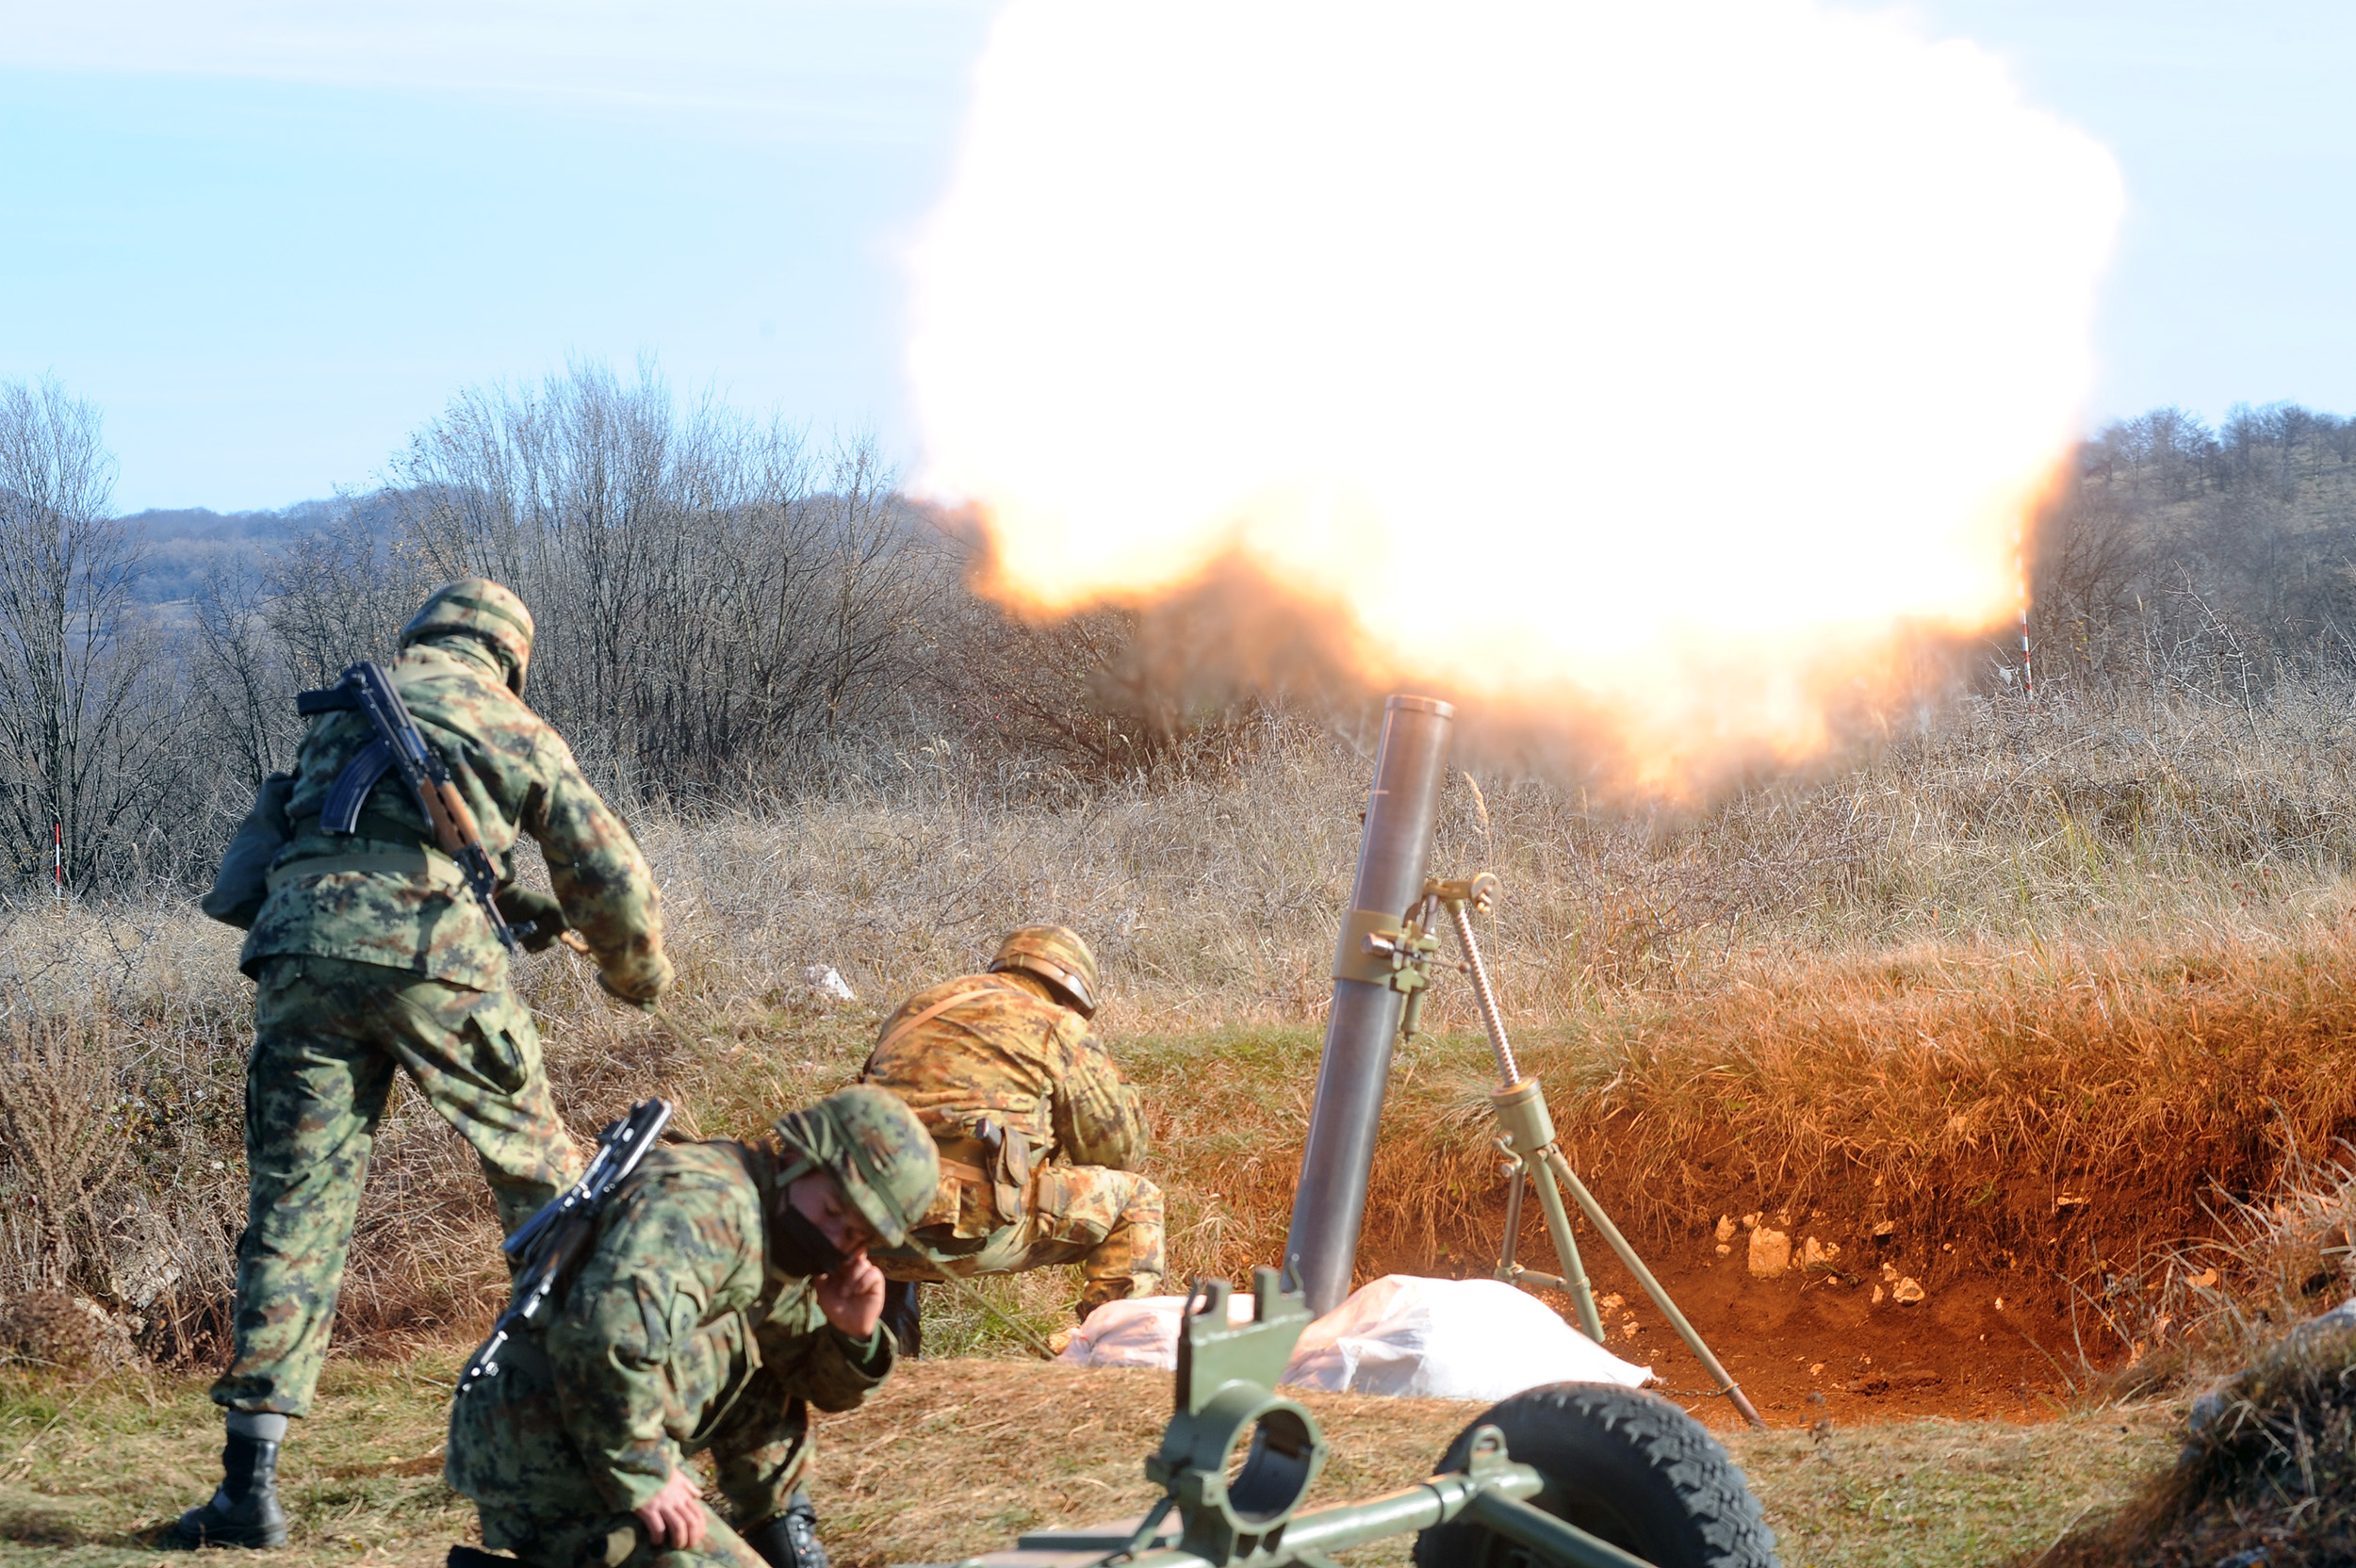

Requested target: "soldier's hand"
[
  {"left": 636, "top": 1467, "right": 707, "bottom": 1551},
  {"left": 815, "top": 1250, "right": 886, "bottom": 1340},
  {"left": 494, "top": 886, "right": 567, "bottom": 954}
]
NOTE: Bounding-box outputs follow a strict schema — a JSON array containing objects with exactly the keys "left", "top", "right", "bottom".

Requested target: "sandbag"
[
  {"left": 1057, "top": 1274, "right": 1651, "bottom": 1401},
  {"left": 1284, "top": 1275, "right": 1650, "bottom": 1399},
  {"left": 1055, "top": 1290, "right": 1256, "bottom": 1369}
]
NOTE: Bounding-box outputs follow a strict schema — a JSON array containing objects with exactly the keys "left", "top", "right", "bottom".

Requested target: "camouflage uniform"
[
  {"left": 861, "top": 971, "right": 1164, "bottom": 1318},
  {"left": 446, "top": 1088, "right": 940, "bottom": 1568},
  {"left": 217, "top": 580, "right": 673, "bottom": 1419}
]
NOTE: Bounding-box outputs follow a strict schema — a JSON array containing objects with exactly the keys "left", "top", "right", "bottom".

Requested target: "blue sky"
[{"left": 0, "top": 1, "right": 2350, "bottom": 512}]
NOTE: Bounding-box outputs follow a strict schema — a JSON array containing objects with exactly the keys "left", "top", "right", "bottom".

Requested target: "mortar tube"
[{"left": 1283, "top": 694, "right": 1454, "bottom": 1316}]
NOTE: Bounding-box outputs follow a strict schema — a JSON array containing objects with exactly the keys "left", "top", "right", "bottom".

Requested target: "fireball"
[{"left": 907, "top": 0, "right": 2122, "bottom": 784}]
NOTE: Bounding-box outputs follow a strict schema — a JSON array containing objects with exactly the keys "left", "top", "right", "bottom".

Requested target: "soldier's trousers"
[
  {"left": 875, "top": 1162, "right": 1165, "bottom": 1319},
  {"left": 448, "top": 1316, "right": 814, "bottom": 1568},
  {"left": 211, "top": 955, "right": 580, "bottom": 1416}
]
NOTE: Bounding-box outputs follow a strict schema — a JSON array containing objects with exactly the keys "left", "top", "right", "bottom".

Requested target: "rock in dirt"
[
  {"left": 0, "top": 1290, "right": 138, "bottom": 1371},
  {"left": 1748, "top": 1227, "right": 1791, "bottom": 1278},
  {"left": 1892, "top": 1276, "right": 1927, "bottom": 1304},
  {"left": 1714, "top": 1215, "right": 1736, "bottom": 1243},
  {"left": 1801, "top": 1235, "right": 1842, "bottom": 1269}
]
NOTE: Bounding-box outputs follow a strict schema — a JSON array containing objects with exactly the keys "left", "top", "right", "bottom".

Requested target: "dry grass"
[
  {"left": 0, "top": 1354, "right": 2181, "bottom": 1568},
  {"left": 2029, "top": 1317, "right": 2356, "bottom": 1566},
  {"left": 5, "top": 681, "right": 2356, "bottom": 1369}
]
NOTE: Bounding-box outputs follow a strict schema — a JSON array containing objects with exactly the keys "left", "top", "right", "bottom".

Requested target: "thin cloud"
[{"left": 1, "top": 1, "right": 995, "bottom": 141}]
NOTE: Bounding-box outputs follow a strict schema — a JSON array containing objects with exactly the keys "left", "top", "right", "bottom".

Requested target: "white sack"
[
  {"left": 1282, "top": 1275, "right": 1650, "bottom": 1400},
  {"left": 1057, "top": 1275, "right": 1650, "bottom": 1402},
  {"left": 1056, "top": 1291, "right": 1257, "bottom": 1369}
]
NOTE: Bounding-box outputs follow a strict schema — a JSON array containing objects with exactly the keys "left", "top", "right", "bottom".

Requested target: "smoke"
[{"left": 907, "top": 0, "right": 2123, "bottom": 787}]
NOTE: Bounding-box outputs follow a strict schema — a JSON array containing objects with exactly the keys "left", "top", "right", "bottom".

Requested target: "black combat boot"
[
  {"left": 169, "top": 1421, "right": 289, "bottom": 1549},
  {"left": 745, "top": 1493, "right": 829, "bottom": 1568}
]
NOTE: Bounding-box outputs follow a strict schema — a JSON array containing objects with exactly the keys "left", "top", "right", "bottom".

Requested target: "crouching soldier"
[
  {"left": 444, "top": 1086, "right": 940, "bottom": 1568},
  {"left": 859, "top": 926, "right": 1164, "bottom": 1352}
]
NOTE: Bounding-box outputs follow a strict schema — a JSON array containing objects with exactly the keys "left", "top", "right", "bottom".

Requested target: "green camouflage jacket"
[
  {"left": 454, "top": 1138, "right": 893, "bottom": 1520},
  {"left": 241, "top": 636, "right": 670, "bottom": 998},
  {"left": 863, "top": 972, "right": 1149, "bottom": 1170}
]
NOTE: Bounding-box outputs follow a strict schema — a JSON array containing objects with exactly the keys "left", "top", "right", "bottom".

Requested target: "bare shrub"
[
  {"left": 0, "top": 1289, "right": 137, "bottom": 1372},
  {"left": 0, "top": 997, "right": 132, "bottom": 1300},
  {"left": 389, "top": 360, "right": 957, "bottom": 796},
  {"left": 0, "top": 378, "right": 190, "bottom": 891}
]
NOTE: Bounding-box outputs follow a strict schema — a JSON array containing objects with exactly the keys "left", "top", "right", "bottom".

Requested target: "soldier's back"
[{"left": 864, "top": 972, "right": 1078, "bottom": 1135}]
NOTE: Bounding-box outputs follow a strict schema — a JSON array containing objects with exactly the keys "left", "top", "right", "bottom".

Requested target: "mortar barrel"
[{"left": 1283, "top": 694, "right": 1454, "bottom": 1315}]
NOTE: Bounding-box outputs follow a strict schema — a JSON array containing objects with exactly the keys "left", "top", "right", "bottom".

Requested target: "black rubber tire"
[{"left": 1411, "top": 1382, "right": 1777, "bottom": 1568}]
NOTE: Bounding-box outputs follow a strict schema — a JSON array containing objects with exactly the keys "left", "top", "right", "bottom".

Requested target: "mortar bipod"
[{"left": 1409, "top": 874, "right": 1766, "bottom": 1431}]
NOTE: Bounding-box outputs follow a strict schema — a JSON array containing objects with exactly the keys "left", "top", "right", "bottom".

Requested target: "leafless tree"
[
  {"left": 388, "top": 360, "right": 957, "bottom": 795},
  {"left": 0, "top": 379, "right": 186, "bottom": 890},
  {"left": 188, "top": 557, "right": 298, "bottom": 793},
  {"left": 266, "top": 497, "right": 433, "bottom": 687}
]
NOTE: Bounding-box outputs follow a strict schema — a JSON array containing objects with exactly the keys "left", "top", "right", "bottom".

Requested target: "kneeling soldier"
[
  {"left": 860, "top": 925, "right": 1164, "bottom": 1352},
  {"left": 444, "top": 1086, "right": 939, "bottom": 1568}
]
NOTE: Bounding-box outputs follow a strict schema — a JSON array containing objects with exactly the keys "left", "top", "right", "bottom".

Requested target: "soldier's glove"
[{"left": 493, "top": 886, "right": 568, "bottom": 954}]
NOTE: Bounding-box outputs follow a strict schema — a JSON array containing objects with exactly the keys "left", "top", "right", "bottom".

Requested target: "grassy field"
[
  {"left": 15, "top": 687, "right": 2356, "bottom": 1360},
  {"left": 0, "top": 1356, "right": 2178, "bottom": 1568},
  {"left": 8, "top": 683, "right": 2356, "bottom": 1561}
]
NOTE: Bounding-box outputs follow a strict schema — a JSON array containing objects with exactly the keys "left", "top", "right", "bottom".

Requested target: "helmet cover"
[
  {"left": 400, "top": 578, "right": 535, "bottom": 695},
  {"left": 770, "top": 1086, "right": 941, "bottom": 1249},
  {"left": 989, "top": 924, "right": 1101, "bottom": 1018}
]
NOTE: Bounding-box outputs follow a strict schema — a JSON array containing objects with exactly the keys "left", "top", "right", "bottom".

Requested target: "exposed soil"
[{"left": 1356, "top": 1202, "right": 2102, "bottom": 1430}]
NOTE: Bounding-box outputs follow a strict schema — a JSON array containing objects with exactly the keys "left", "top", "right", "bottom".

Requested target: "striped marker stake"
[{"left": 2015, "top": 527, "right": 2035, "bottom": 704}]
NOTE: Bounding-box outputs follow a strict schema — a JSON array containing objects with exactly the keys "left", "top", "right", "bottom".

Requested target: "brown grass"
[
  {"left": 5, "top": 683, "right": 2356, "bottom": 1371},
  {"left": 0, "top": 1353, "right": 2182, "bottom": 1568}
]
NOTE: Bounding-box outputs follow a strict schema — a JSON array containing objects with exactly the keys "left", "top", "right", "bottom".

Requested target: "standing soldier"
[
  {"left": 444, "top": 1086, "right": 940, "bottom": 1568},
  {"left": 859, "top": 925, "right": 1163, "bottom": 1351},
  {"left": 175, "top": 579, "right": 673, "bottom": 1549}
]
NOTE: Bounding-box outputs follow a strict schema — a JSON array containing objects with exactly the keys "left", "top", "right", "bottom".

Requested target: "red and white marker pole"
[{"left": 2015, "top": 527, "right": 2035, "bottom": 704}]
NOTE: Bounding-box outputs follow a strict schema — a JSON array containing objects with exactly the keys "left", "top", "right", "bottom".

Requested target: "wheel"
[{"left": 1411, "top": 1382, "right": 1777, "bottom": 1568}]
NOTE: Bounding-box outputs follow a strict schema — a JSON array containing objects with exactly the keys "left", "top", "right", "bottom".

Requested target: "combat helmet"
[
  {"left": 990, "top": 924, "right": 1100, "bottom": 1018},
  {"left": 400, "top": 578, "right": 535, "bottom": 696},
  {"left": 770, "top": 1086, "right": 941, "bottom": 1249}
]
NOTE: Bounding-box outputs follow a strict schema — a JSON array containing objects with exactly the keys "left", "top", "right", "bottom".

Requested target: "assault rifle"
[
  {"left": 296, "top": 661, "right": 522, "bottom": 955},
  {"left": 457, "top": 1097, "right": 674, "bottom": 1396}
]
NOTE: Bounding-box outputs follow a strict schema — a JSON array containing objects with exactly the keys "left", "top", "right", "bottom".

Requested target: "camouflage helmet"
[
  {"left": 770, "top": 1086, "right": 940, "bottom": 1249},
  {"left": 400, "top": 578, "right": 535, "bottom": 696},
  {"left": 990, "top": 924, "right": 1100, "bottom": 1018}
]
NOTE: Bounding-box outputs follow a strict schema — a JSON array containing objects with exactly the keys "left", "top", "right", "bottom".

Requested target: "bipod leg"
[
  {"left": 1497, "top": 1153, "right": 1526, "bottom": 1279},
  {"left": 1542, "top": 1146, "right": 1766, "bottom": 1429},
  {"left": 1524, "top": 1148, "right": 1605, "bottom": 1343}
]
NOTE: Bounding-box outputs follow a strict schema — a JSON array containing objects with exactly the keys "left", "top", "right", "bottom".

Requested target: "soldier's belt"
[{"left": 267, "top": 845, "right": 463, "bottom": 891}]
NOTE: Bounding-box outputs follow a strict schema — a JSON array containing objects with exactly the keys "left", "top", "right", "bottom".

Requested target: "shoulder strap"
[{"left": 859, "top": 984, "right": 1000, "bottom": 1079}]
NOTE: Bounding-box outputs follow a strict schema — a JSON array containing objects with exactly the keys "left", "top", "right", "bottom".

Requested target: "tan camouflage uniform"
[
  {"left": 861, "top": 972, "right": 1164, "bottom": 1317},
  {"left": 446, "top": 1089, "right": 938, "bottom": 1568},
  {"left": 216, "top": 581, "right": 672, "bottom": 1418}
]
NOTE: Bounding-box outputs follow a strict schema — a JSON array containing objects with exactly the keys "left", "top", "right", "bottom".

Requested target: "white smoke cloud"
[{"left": 908, "top": 0, "right": 2124, "bottom": 777}]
